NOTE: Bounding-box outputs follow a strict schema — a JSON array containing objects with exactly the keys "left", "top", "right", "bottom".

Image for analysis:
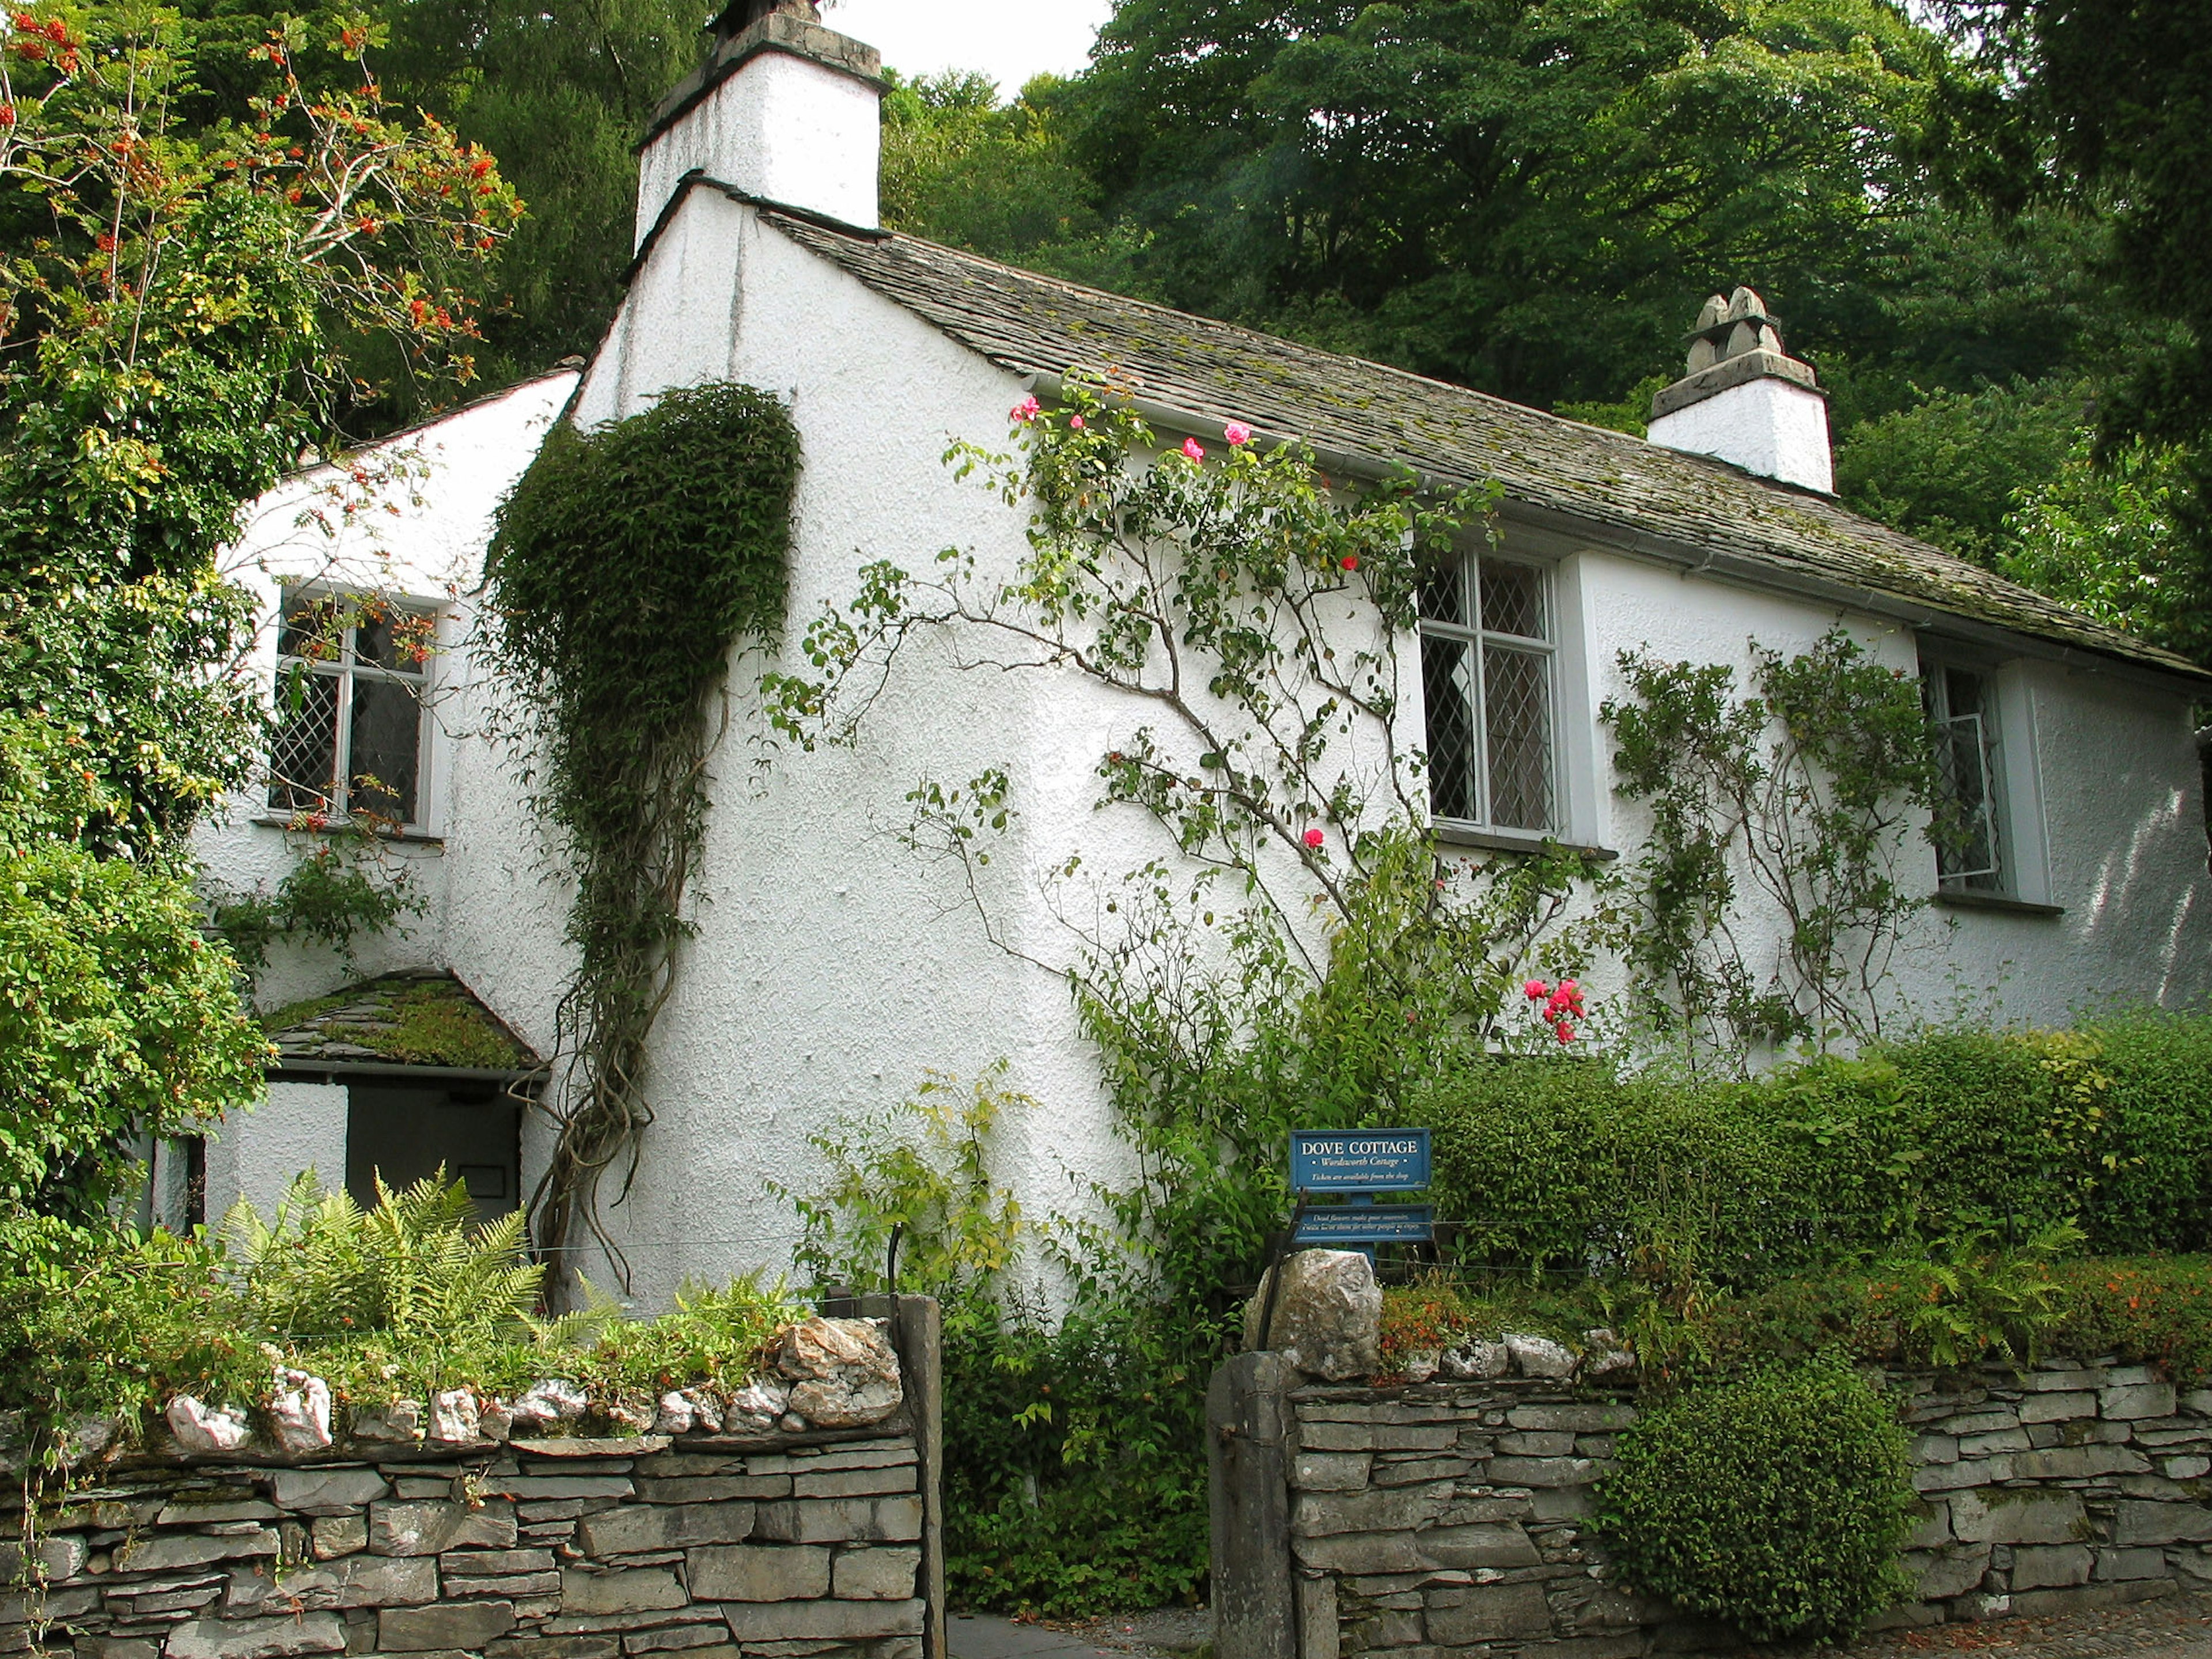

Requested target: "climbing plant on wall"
[
  {"left": 484, "top": 381, "right": 800, "bottom": 1287},
  {"left": 1601, "top": 634, "right": 1949, "bottom": 1063},
  {"left": 766, "top": 377, "right": 1620, "bottom": 1608}
]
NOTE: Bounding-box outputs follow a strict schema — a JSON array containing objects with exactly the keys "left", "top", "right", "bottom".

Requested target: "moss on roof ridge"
[
  {"left": 759, "top": 211, "right": 2206, "bottom": 686},
  {"left": 265, "top": 971, "right": 539, "bottom": 1072}
]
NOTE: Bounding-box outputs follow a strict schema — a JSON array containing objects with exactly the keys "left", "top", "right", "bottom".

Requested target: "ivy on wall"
[{"left": 484, "top": 381, "right": 800, "bottom": 1287}]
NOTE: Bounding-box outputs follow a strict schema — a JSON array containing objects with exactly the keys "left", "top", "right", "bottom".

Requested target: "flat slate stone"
[
  {"left": 164, "top": 1616, "right": 346, "bottom": 1659},
  {"left": 510, "top": 1439, "right": 666, "bottom": 1459},
  {"left": 276, "top": 1478, "right": 398, "bottom": 1531},
  {"left": 721, "top": 1597, "right": 924, "bottom": 1642},
  {"left": 684, "top": 1544, "right": 831, "bottom": 1603},
  {"left": 556, "top": 1567, "right": 688, "bottom": 1615},
  {"left": 377, "top": 1599, "right": 517, "bottom": 1652},
  {"left": 577, "top": 1501, "right": 755, "bottom": 1555}
]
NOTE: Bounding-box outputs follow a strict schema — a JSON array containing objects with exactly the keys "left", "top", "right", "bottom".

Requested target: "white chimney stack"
[
  {"left": 635, "top": 0, "right": 884, "bottom": 250},
  {"left": 1645, "top": 287, "right": 1833, "bottom": 493}
]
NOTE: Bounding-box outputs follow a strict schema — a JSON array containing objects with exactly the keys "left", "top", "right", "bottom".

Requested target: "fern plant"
[{"left": 225, "top": 1170, "right": 543, "bottom": 1343}]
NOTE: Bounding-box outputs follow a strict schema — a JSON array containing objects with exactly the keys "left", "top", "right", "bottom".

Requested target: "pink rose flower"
[
  {"left": 1181, "top": 437, "right": 1205, "bottom": 462},
  {"left": 1070, "top": 414, "right": 1085, "bottom": 429},
  {"left": 1010, "top": 395, "right": 1041, "bottom": 423},
  {"left": 1302, "top": 827, "right": 1325, "bottom": 849},
  {"left": 1224, "top": 421, "right": 1253, "bottom": 446},
  {"left": 1555, "top": 1023, "right": 1576, "bottom": 1044},
  {"left": 1340, "top": 554, "right": 1359, "bottom": 571},
  {"left": 1524, "top": 979, "right": 1549, "bottom": 1001}
]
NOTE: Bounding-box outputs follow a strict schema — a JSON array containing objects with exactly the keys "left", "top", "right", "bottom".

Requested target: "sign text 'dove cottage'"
[{"left": 1289, "top": 1128, "right": 1430, "bottom": 1192}]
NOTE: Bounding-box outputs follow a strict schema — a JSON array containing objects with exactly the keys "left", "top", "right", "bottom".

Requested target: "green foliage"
[
  {"left": 210, "top": 827, "right": 425, "bottom": 975},
  {"left": 1999, "top": 435, "right": 2210, "bottom": 665},
  {"left": 778, "top": 1079, "right": 1207, "bottom": 1615},
  {"left": 1415, "top": 1016, "right": 2212, "bottom": 1286},
  {"left": 1595, "top": 1359, "right": 1914, "bottom": 1641},
  {"left": 1925, "top": 0, "right": 2212, "bottom": 457},
  {"left": 1069, "top": 0, "right": 1937, "bottom": 414},
  {"left": 1603, "top": 630, "right": 1945, "bottom": 1058},
  {"left": 782, "top": 1068, "right": 1027, "bottom": 1301},
  {"left": 0, "top": 1172, "right": 802, "bottom": 1451},
  {"left": 226, "top": 1172, "right": 544, "bottom": 1346},
  {"left": 0, "top": 721, "right": 267, "bottom": 1221},
  {"left": 1834, "top": 377, "right": 2088, "bottom": 565},
  {"left": 881, "top": 71, "right": 1133, "bottom": 286},
  {"left": 484, "top": 381, "right": 801, "bottom": 1283}
]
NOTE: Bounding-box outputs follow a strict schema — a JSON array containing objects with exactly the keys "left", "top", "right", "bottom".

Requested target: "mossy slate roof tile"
[
  {"left": 265, "top": 969, "right": 540, "bottom": 1072},
  {"left": 763, "top": 211, "right": 2205, "bottom": 685}
]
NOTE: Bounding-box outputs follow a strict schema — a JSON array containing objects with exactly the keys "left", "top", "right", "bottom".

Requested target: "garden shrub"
[
  {"left": 0, "top": 1173, "right": 801, "bottom": 1453},
  {"left": 781, "top": 1073, "right": 1209, "bottom": 1615},
  {"left": 1415, "top": 1014, "right": 2212, "bottom": 1285},
  {"left": 1595, "top": 1358, "right": 1915, "bottom": 1641}
]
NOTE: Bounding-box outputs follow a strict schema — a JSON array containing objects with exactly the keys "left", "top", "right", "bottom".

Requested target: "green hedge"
[{"left": 1414, "top": 1015, "right": 2212, "bottom": 1283}]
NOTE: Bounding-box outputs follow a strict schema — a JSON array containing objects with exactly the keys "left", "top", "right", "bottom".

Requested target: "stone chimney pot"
[{"left": 1645, "top": 286, "right": 1834, "bottom": 493}]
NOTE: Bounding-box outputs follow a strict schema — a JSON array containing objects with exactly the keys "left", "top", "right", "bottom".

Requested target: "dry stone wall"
[
  {"left": 1, "top": 1306, "right": 942, "bottom": 1659},
  {"left": 1219, "top": 1353, "right": 2212, "bottom": 1659}
]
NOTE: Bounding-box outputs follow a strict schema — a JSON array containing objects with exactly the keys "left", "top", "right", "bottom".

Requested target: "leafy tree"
[
  {"left": 1925, "top": 0, "right": 2212, "bottom": 456},
  {"left": 880, "top": 70, "right": 1139, "bottom": 288},
  {"left": 361, "top": 0, "right": 709, "bottom": 384},
  {"left": 0, "top": 717, "right": 268, "bottom": 1222},
  {"left": 1064, "top": 0, "right": 1940, "bottom": 411},
  {"left": 1832, "top": 377, "right": 2088, "bottom": 563},
  {"left": 2, "top": 3, "right": 520, "bottom": 843},
  {"left": 2000, "top": 437, "right": 2210, "bottom": 665},
  {"left": 0, "top": 3, "right": 517, "bottom": 1222}
]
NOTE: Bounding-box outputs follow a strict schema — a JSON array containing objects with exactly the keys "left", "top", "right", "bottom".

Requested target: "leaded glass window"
[
  {"left": 268, "top": 590, "right": 431, "bottom": 826},
  {"left": 1418, "top": 554, "right": 1555, "bottom": 832}
]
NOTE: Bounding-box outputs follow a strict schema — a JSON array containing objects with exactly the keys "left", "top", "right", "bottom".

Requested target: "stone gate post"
[{"left": 1209, "top": 1349, "right": 1299, "bottom": 1659}]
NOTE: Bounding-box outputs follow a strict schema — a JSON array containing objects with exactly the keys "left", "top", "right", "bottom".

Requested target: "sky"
[{"left": 821, "top": 0, "right": 1116, "bottom": 95}]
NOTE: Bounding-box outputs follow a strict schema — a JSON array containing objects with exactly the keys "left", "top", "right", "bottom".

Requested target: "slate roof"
[
  {"left": 762, "top": 207, "right": 2206, "bottom": 687},
  {"left": 265, "top": 969, "right": 541, "bottom": 1073}
]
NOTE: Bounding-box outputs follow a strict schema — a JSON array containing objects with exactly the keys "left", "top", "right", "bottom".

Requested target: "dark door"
[{"left": 345, "top": 1081, "right": 522, "bottom": 1221}]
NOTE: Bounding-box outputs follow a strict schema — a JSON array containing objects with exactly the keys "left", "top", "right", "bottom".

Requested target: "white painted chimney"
[
  {"left": 634, "top": 0, "right": 884, "bottom": 250},
  {"left": 1645, "top": 287, "right": 1834, "bottom": 493}
]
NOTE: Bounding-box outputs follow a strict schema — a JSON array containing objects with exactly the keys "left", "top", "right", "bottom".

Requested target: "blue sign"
[
  {"left": 1294, "top": 1204, "right": 1434, "bottom": 1245},
  {"left": 1290, "top": 1128, "right": 1431, "bottom": 1193}
]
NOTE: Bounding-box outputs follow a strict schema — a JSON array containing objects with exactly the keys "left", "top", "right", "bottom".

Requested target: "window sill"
[
  {"left": 1433, "top": 821, "right": 1619, "bottom": 861},
  {"left": 1933, "top": 888, "right": 2063, "bottom": 919},
  {"left": 252, "top": 814, "right": 445, "bottom": 847}
]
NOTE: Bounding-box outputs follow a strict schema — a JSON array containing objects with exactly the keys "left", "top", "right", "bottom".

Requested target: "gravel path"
[
  {"left": 967, "top": 1589, "right": 2212, "bottom": 1659},
  {"left": 1821, "top": 1593, "right": 2212, "bottom": 1659}
]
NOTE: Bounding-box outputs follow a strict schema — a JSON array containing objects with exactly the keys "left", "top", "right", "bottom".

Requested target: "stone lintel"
[{"left": 1649, "top": 349, "right": 1821, "bottom": 419}]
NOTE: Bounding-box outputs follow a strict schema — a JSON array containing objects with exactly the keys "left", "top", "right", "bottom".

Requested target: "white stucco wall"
[
  {"left": 192, "top": 370, "right": 578, "bottom": 1018},
  {"left": 193, "top": 120, "right": 2212, "bottom": 1307},
  {"left": 1646, "top": 377, "right": 1835, "bottom": 494},
  {"left": 200, "top": 1082, "right": 350, "bottom": 1221},
  {"left": 1563, "top": 543, "right": 2212, "bottom": 1032},
  {"left": 634, "top": 51, "right": 882, "bottom": 246}
]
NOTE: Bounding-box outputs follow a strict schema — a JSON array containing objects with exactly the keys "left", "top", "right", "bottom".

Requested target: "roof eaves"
[{"left": 736, "top": 206, "right": 2208, "bottom": 692}]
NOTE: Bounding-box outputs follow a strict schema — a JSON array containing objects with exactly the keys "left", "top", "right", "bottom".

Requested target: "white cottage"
[{"left": 185, "top": 0, "right": 2212, "bottom": 1301}]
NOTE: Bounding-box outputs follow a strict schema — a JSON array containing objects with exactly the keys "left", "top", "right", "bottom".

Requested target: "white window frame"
[
  {"left": 1925, "top": 660, "right": 2006, "bottom": 894},
  {"left": 1417, "top": 549, "right": 1560, "bottom": 836},
  {"left": 1921, "top": 651, "right": 2051, "bottom": 905},
  {"left": 268, "top": 585, "right": 435, "bottom": 831}
]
